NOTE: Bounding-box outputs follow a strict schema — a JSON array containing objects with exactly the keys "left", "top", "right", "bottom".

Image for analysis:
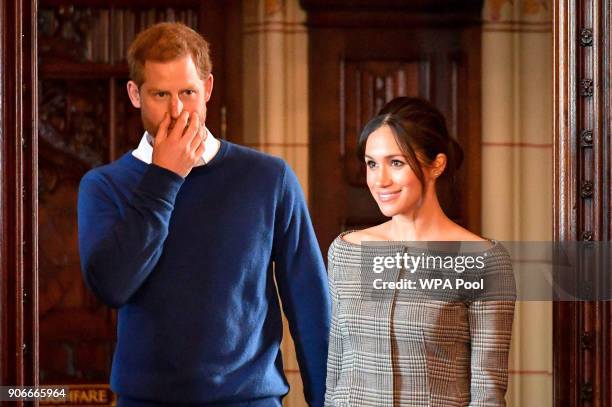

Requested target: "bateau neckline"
[{"left": 335, "top": 229, "right": 500, "bottom": 253}]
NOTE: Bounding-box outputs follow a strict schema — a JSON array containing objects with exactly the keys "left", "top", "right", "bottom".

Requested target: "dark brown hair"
[
  {"left": 127, "top": 22, "right": 212, "bottom": 87},
  {"left": 357, "top": 97, "right": 463, "bottom": 188}
]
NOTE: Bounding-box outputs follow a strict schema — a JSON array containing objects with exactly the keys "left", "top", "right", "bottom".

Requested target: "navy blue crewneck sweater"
[{"left": 78, "top": 141, "right": 330, "bottom": 406}]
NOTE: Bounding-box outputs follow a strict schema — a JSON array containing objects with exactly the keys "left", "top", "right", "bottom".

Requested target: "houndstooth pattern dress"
[{"left": 324, "top": 233, "right": 516, "bottom": 407}]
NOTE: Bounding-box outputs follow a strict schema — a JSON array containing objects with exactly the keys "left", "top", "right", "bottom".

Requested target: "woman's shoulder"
[
  {"left": 329, "top": 225, "right": 389, "bottom": 266},
  {"left": 444, "top": 222, "right": 488, "bottom": 242},
  {"left": 340, "top": 223, "right": 390, "bottom": 245}
]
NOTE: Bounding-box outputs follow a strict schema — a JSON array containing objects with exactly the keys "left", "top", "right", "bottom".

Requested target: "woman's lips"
[{"left": 377, "top": 190, "right": 401, "bottom": 202}]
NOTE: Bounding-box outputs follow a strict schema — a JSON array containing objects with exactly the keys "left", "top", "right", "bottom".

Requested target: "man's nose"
[{"left": 169, "top": 96, "right": 183, "bottom": 119}]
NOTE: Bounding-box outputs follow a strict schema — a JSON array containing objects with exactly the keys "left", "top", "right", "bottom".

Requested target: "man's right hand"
[{"left": 152, "top": 111, "right": 205, "bottom": 178}]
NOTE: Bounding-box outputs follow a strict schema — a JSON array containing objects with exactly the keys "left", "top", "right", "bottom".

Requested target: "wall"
[
  {"left": 242, "top": 1, "right": 310, "bottom": 405},
  {"left": 482, "top": 0, "right": 553, "bottom": 405}
]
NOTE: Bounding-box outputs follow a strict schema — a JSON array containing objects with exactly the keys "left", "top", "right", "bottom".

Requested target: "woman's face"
[{"left": 365, "top": 125, "right": 425, "bottom": 218}]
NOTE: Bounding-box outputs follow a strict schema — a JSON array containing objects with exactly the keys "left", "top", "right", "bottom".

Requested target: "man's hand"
[{"left": 152, "top": 111, "right": 206, "bottom": 177}]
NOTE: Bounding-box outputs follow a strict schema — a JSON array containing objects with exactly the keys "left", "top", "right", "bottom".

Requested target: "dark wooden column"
[
  {"left": 554, "top": 0, "right": 611, "bottom": 405},
  {"left": 0, "top": 0, "right": 39, "bottom": 396}
]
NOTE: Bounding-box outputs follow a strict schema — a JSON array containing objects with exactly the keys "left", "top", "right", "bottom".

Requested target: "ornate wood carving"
[
  {"left": 554, "top": 0, "right": 612, "bottom": 405},
  {"left": 580, "top": 78, "right": 594, "bottom": 97},
  {"left": 39, "top": 79, "right": 109, "bottom": 168},
  {"left": 38, "top": 6, "right": 94, "bottom": 63},
  {"left": 579, "top": 28, "right": 593, "bottom": 47},
  {"left": 37, "top": 77, "right": 119, "bottom": 382},
  {"left": 39, "top": 5, "right": 200, "bottom": 65},
  {"left": 580, "top": 129, "right": 593, "bottom": 147}
]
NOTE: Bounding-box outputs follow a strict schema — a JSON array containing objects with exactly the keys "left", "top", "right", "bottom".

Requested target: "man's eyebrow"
[{"left": 146, "top": 87, "right": 197, "bottom": 93}]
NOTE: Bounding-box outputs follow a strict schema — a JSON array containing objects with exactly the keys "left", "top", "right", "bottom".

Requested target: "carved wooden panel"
[
  {"left": 38, "top": 169, "right": 116, "bottom": 382},
  {"left": 554, "top": 0, "right": 612, "bottom": 405},
  {"left": 39, "top": 79, "right": 109, "bottom": 167},
  {"left": 39, "top": 5, "right": 199, "bottom": 65},
  {"left": 38, "top": 78, "right": 115, "bottom": 382}
]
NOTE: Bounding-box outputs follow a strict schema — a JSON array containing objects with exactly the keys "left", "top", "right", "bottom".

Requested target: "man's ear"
[
  {"left": 127, "top": 81, "right": 141, "bottom": 108},
  {"left": 204, "top": 74, "right": 214, "bottom": 103}
]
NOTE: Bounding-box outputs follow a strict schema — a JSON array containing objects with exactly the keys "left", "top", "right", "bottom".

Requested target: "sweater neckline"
[{"left": 121, "top": 139, "right": 230, "bottom": 175}]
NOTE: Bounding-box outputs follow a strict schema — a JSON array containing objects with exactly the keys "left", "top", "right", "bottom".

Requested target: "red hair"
[{"left": 127, "top": 22, "right": 212, "bottom": 87}]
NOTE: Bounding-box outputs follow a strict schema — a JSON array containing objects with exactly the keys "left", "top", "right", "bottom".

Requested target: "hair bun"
[{"left": 358, "top": 97, "right": 465, "bottom": 185}]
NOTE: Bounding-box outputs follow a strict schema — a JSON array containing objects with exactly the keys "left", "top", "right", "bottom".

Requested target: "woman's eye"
[
  {"left": 391, "top": 159, "right": 405, "bottom": 167},
  {"left": 366, "top": 160, "right": 377, "bottom": 169}
]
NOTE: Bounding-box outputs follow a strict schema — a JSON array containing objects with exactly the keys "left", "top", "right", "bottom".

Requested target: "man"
[{"left": 77, "top": 22, "right": 330, "bottom": 407}]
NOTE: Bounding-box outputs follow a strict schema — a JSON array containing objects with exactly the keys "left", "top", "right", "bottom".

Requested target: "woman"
[{"left": 325, "top": 97, "right": 515, "bottom": 406}]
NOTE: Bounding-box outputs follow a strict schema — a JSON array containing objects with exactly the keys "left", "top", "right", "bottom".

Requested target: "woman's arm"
[
  {"left": 325, "top": 244, "right": 343, "bottom": 406},
  {"left": 468, "top": 247, "right": 516, "bottom": 406},
  {"left": 468, "top": 300, "right": 515, "bottom": 406}
]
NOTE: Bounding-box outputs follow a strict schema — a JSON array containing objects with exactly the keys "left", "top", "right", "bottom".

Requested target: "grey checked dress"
[{"left": 325, "top": 232, "right": 516, "bottom": 407}]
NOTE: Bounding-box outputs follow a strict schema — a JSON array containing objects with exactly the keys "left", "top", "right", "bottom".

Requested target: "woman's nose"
[{"left": 374, "top": 166, "right": 391, "bottom": 187}]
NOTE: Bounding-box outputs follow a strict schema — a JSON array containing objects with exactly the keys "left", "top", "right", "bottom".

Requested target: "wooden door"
[{"left": 302, "top": 0, "right": 483, "bottom": 253}]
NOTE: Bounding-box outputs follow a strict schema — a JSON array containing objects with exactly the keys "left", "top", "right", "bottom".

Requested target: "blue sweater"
[{"left": 77, "top": 141, "right": 330, "bottom": 406}]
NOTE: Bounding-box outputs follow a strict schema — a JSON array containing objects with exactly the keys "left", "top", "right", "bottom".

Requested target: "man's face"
[{"left": 126, "top": 55, "right": 213, "bottom": 137}]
